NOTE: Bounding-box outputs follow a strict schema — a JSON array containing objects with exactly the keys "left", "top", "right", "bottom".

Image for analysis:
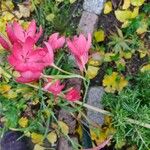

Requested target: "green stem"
[
  {"left": 52, "top": 64, "right": 72, "bottom": 75},
  {"left": 83, "top": 79, "right": 90, "bottom": 103},
  {"left": 41, "top": 73, "right": 86, "bottom": 81}
]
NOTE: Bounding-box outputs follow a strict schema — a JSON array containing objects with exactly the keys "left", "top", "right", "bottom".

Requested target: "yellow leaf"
[
  {"left": 57, "top": 121, "right": 69, "bottom": 135},
  {"left": 47, "top": 132, "right": 57, "bottom": 144},
  {"left": 46, "top": 14, "right": 55, "bottom": 22},
  {"left": 69, "top": 0, "right": 76, "bottom": 3},
  {"left": 131, "top": 7, "right": 139, "bottom": 18},
  {"left": 121, "top": 20, "right": 130, "bottom": 28},
  {"left": 141, "top": 64, "right": 150, "bottom": 72},
  {"left": 34, "top": 144, "right": 45, "bottom": 150},
  {"left": 136, "top": 21, "right": 148, "bottom": 34},
  {"left": 86, "top": 65, "right": 99, "bottom": 79},
  {"left": 120, "top": 51, "right": 132, "bottom": 59},
  {"left": 122, "top": 0, "right": 131, "bottom": 9},
  {"left": 31, "top": 133, "right": 44, "bottom": 144},
  {"left": 90, "top": 128, "right": 106, "bottom": 144},
  {"left": 131, "top": 0, "right": 145, "bottom": 6},
  {"left": 115, "top": 10, "right": 132, "bottom": 22},
  {"left": 3, "top": 90, "right": 18, "bottom": 99},
  {"left": 103, "top": 72, "right": 128, "bottom": 93},
  {"left": 18, "top": 117, "right": 29, "bottom": 128},
  {"left": 94, "top": 30, "right": 105, "bottom": 42},
  {"left": 0, "top": 84, "right": 11, "bottom": 93},
  {"left": 104, "top": 1, "right": 112, "bottom": 14},
  {"left": 2, "top": 12, "right": 14, "bottom": 21},
  {"left": 138, "top": 50, "right": 147, "bottom": 58},
  {"left": 1, "top": 1, "right": 14, "bottom": 11}
]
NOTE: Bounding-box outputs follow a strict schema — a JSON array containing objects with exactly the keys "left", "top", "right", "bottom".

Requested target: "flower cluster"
[{"left": 0, "top": 20, "right": 91, "bottom": 101}]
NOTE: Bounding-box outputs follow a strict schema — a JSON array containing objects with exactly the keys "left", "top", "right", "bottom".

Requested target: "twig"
[{"left": 25, "top": 83, "right": 150, "bottom": 129}]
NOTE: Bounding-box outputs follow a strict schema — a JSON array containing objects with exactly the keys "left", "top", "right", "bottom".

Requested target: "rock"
[
  {"left": 83, "top": 0, "right": 106, "bottom": 15},
  {"left": 58, "top": 109, "right": 76, "bottom": 134},
  {"left": 86, "top": 86, "right": 104, "bottom": 125},
  {"left": 0, "top": 131, "right": 33, "bottom": 150},
  {"left": 78, "top": 11, "right": 99, "bottom": 36},
  {"left": 57, "top": 137, "right": 78, "bottom": 150}
]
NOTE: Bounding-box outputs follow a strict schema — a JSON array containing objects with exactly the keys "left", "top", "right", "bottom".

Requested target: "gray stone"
[
  {"left": 83, "top": 0, "right": 106, "bottom": 15},
  {"left": 58, "top": 109, "right": 76, "bottom": 134},
  {"left": 57, "top": 137, "right": 78, "bottom": 150},
  {"left": 78, "top": 11, "right": 99, "bottom": 36},
  {"left": 86, "top": 86, "right": 104, "bottom": 125}
]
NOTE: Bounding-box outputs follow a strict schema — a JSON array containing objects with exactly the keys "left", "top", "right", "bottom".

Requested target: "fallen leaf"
[
  {"left": 94, "top": 30, "right": 105, "bottom": 42},
  {"left": 18, "top": 117, "right": 29, "bottom": 128},
  {"left": 34, "top": 144, "right": 45, "bottom": 150},
  {"left": 131, "top": 7, "right": 139, "bottom": 18},
  {"left": 86, "top": 65, "right": 99, "bottom": 79},
  {"left": 31, "top": 132, "right": 44, "bottom": 144},
  {"left": 115, "top": 10, "right": 132, "bottom": 22},
  {"left": 103, "top": 72, "right": 128, "bottom": 93},
  {"left": 58, "top": 121, "right": 69, "bottom": 135},
  {"left": 136, "top": 21, "right": 148, "bottom": 34},
  {"left": 47, "top": 131, "right": 57, "bottom": 144},
  {"left": 69, "top": 0, "right": 77, "bottom": 3},
  {"left": 104, "top": 1, "right": 112, "bottom": 14},
  {"left": 131, "top": 0, "right": 145, "bottom": 6},
  {"left": 122, "top": 0, "right": 131, "bottom": 9},
  {"left": 141, "top": 64, "right": 150, "bottom": 72}
]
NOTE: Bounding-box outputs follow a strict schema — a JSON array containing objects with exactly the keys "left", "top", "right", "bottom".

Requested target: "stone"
[
  {"left": 78, "top": 11, "right": 99, "bottom": 36},
  {"left": 57, "top": 137, "right": 78, "bottom": 150},
  {"left": 86, "top": 86, "right": 104, "bottom": 125},
  {"left": 58, "top": 109, "right": 76, "bottom": 134},
  {"left": 83, "top": 0, "right": 106, "bottom": 15}
]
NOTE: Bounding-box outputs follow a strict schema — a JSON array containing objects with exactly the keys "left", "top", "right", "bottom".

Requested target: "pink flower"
[
  {"left": 67, "top": 33, "right": 91, "bottom": 71},
  {"left": 0, "top": 20, "right": 42, "bottom": 50},
  {"left": 44, "top": 42, "right": 54, "bottom": 66},
  {"left": 65, "top": 88, "right": 81, "bottom": 101},
  {"left": 16, "top": 70, "right": 41, "bottom": 83},
  {"left": 8, "top": 37, "right": 49, "bottom": 72},
  {"left": 48, "top": 33, "right": 65, "bottom": 52},
  {"left": 44, "top": 79, "right": 65, "bottom": 96}
]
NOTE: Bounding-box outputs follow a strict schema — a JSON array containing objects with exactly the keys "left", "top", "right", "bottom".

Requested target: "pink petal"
[
  {"left": 6, "top": 23, "right": 17, "bottom": 44},
  {"left": 86, "top": 33, "right": 92, "bottom": 51},
  {"left": 48, "top": 33, "right": 65, "bottom": 51},
  {"left": 65, "top": 88, "right": 81, "bottom": 101},
  {"left": 16, "top": 70, "right": 41, "bottom": 83},
  {"left": 22, "top": 37, "right": 35, "bottom": 57},
  {"left": 44, "top": 42, "right": 54, "bottom": 66},
  {"left": 13, "top": 21, "right": 25, "bottom": 42},
  {"left": 0, "top": 36, "right": 10, "bottom": 50},
  {"left": 26, "top": 20, "right": 36, "bottom": 37}
]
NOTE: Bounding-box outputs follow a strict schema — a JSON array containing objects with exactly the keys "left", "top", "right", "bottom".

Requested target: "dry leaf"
[
  {"left": 94, "top": 30, "right": 105, "bottom": 42},
  {"left": 115, "top": 10, "right": 132, "bottom": 22},
  {"left": 34, "top": 144, "right": 45, "bottom": 150},
  {"left": 131, "top": 0, "right": 145, "bottom": 6},
  {"left": 47, "top": 132, "right": 57, "bottom": 144},
  {"left": 103, "top": 72, "right": 128, "bottom": 93},
  {"left": 104, "top": 1, "right": 112, "bottom": 14},
  {"left": 122, "top": 0, "right": 131, "bottom": 9},
  {"left": 141, "top": 64, "right": 150, "bottom": 72},
  {"left": 86, "top": 65, "right": 99, "bottom": 79},
  {"left": 18, "top": 117, "right": 28, "bottom": 128},
  {"left": 58, "top": 121, "right": 69, "bottom": 135}
]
